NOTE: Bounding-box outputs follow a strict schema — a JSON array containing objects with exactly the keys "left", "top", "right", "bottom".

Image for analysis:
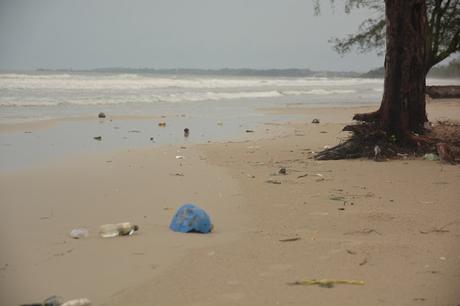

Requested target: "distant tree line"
[
  {"left": 36, "top": 67, "right": 361, "bottom": 78},
  {"left": 429, "top": 58, "right": 460, "bottom": 77},
  {"left": 361, "top": 58, "right": 460, "bottom": 78}
]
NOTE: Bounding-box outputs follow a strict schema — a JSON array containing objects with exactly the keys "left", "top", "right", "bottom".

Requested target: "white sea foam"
[
  {"left": 280, "top": 89, "right": 357, "bottom": 95},
  {"left": 0, "top": 73, "right": 382, "bottom": 90},
  {"left": 0, "top": 90, "right": 286, "bottom": 106}
]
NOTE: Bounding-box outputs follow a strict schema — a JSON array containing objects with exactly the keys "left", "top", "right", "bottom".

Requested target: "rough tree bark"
[
  {"left": 355, "top": 0, "right": 428, "bottom": 140},
  {"left": 316, "top": 0, "right": 430, "bottom": 160}
]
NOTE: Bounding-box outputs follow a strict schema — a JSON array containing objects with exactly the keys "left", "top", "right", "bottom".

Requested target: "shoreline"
[
  {"left": 1, "top": 100, "right": 459, "bottom": 305},
  {"left": 2, "top": 98, "right": 458, "bottom": 134}
]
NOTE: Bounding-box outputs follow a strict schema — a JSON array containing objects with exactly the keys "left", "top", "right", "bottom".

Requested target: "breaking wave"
[{"left": 0, "top": 72, "right": 388, "bottom": 107}]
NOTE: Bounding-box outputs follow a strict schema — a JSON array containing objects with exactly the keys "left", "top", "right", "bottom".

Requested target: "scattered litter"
[
  {"left": 93, "top": 136, "right": 102, "bottom": 141},
  {"left": 323, "top": 145, "right": 330, "bottom": 149},
  {"left": 43, "top": 295, "right": 63, "bottom": 306},
  {"left": 150, "top": 137, "right": 155, "bottom": 141},
  {"left": 61, "top": 298, "right": 92, "bottom": 306},
  {"left": 70, "top": 228, "right": 89, "bottom": 239},
  {"left": 245, "top": 129, "right": 254, "bottom": 133},
  {"left": 287, "top": 279, "right": 364, "bottom": 288},
  {"left": 313, "top": 173, "right": 325, "bottom": 181},
  {"left": 311, "top": 118, "right": 320, "bottom": 124},
  {"left": 40, "top": 211, "right": 54, "bottom": 220},
  {"left": 329, "top": 196, "right": 345, "bottom": 201},
  {"left": 374, "top": 145, "right": 381, "bottom": 159},
  {"left": 338, "top": 207, "right": 345, "bottom": 211},
  {"left": 266, "top": 179, "right": 282, "bottom": 184},
  {"left": 320, "top": 131, "right": 328, "bottom": 133},
  {"left": 278, "top": 167, "right": 287, "bottom": 175},
  {"left": 184, "top": 128, "right": 190, "bottom": 137},
  {"left": 158, "top": 122, "right": 166, "bottom": 127},
  {"left": 98, "top": 112, "right": 106, "bottom": 118},
  {"left": 21, "top": 295, "right": 90, "bottom": 306},
  {"left": 171, "top": 172, "right": 184, "bottom": 176},
  {"left": 246, "top": 174, "right": 256, "bottom": 178},
  {"left": 170, "top": 204, "right": 213, "bottom": 234},
  {"left": 344, "top": 228, "right": 382, "bottom": 235},
  {"left": 359, "top": 258, "right": 368, "bottom": 266},
  {"left": 175, "top": 155, "right": 185, "bottom": 159},
  {"left": 420, "top": 222, "right": 454, "bottom": 234},
  {"left": 436, "top": 143, "right": 454, "bottom": 164},
  {"left": 297, "top": 173, "right": 308, "bottom": 179},
  {"left": 279, "top": 237, "right": 301, "bottom": 242},
  {"left": 423, "top": 153, "right": 439, "bottom": 161},
  {"left": 346, "top": 249, "right": 357, "bottom": 255},
  {"left": 99, "top": 222, "right": 139, "bottom": 238}
]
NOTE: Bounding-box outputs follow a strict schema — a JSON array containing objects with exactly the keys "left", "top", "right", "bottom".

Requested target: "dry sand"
[{"left": 1, "top": 101, "right": 459, "bottom": 306}]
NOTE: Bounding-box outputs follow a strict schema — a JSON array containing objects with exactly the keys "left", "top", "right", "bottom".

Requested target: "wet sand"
[{"left": 1, "top": 100, "right": 459, "bottom": 306}]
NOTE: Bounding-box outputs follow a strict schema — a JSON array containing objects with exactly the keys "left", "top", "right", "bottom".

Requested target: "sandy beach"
[{"left": 1, "top": 100, "right": 459, "bottom": 306}]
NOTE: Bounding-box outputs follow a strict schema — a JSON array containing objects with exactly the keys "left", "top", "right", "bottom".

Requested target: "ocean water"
[
  {"left": 0, "top": 72, "right": 387, "bottom": 122},
  {"left": 2, "top": 72, "right": 459, "bottom": 122}
]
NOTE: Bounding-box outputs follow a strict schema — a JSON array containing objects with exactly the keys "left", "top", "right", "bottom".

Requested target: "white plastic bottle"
[{"left": 99, "top": 222, "right": 138, "bottom": 238}]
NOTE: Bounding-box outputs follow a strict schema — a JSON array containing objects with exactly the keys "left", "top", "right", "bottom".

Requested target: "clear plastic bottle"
[{"left": 99, "top": 224, "right": 119, "bottom": 238}]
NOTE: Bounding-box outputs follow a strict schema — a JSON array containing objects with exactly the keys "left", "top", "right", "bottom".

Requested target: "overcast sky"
[{"left": 0, "top": 0, "right": 384, "bottom": 72}]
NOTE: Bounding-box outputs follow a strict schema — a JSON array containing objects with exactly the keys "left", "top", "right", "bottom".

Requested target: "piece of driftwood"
[{"left": 426, "top": 86, "right": 460, "bottom": 98}]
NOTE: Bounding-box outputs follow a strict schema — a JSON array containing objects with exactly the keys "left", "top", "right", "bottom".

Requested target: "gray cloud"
[{"left": 0, "top": 0, "right": 383, "bottom": 71}]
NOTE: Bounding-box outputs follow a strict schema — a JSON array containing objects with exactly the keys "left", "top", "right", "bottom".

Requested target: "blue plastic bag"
[{"left": 169, "top": 204, "right": 212, "bottom": 233}]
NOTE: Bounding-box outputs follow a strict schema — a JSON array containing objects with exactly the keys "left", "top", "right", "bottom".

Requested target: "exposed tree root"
[
  {"left": 428, "top": 120, "right": 460, "bottom": 163},
  {"left": 352, "top": 110, "right": 380, "bottom": 123},
  {"left": 315, "top": 123, "right": 397, "bottom": 160},
  {"left": 314, "top": 121, "right": 460, "bottom": 163}
]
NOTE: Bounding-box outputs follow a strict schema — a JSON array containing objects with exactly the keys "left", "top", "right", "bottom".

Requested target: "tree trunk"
[
  {"left": 315, "top": 0, "right": 436, "bottom": 160},
  {"left": 355, "top": 0, "right": 428, "bottom": 144}
]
